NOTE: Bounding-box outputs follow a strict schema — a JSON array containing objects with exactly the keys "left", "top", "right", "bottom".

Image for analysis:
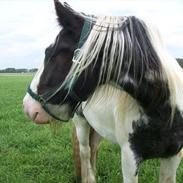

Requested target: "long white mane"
[
  {"left": 64, "top": 15, "right": 183, "bottom": 119},
  {"left": 65, "top": 16, "right": 128, "bottom": 85}
]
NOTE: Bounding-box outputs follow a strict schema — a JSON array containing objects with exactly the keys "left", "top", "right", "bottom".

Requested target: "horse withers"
[{"left": 23, "top": 1, "right": 183, "bottom": 182}]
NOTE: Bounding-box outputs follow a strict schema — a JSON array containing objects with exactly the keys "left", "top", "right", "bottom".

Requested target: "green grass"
[{"left": 0, "top": 74, "right": 183, "bottom": 183}]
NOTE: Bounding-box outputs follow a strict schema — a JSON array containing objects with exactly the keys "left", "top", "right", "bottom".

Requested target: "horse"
[{"left": 23, "top": 0, "right": 183, "bottom": 182}]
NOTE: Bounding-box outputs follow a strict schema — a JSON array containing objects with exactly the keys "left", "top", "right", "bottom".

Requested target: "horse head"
[{"left": 23, "top": 1, "right": 88, "bottom": 123}]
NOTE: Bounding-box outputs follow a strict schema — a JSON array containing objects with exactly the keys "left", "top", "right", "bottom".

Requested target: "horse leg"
[
  {"left": 72, "top": 126, "right": 101, "bottom": 179},
  {"left": 89, "top": 128, "right": 101, "bottom": 175},
  {"left": 72, "top": 126, "right": 82, "bottom": 179},
  {"left": 159, "top": 151, "right": 182, "bottom": 183},
  {"left": 74, "top": 114, "right": 96, "bottom": 183},
  {"left": 121, "top": 143, "right": 139, "bottom": 183}
]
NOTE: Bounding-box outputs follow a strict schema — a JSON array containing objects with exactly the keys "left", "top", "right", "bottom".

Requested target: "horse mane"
[{"left": 63, "top": 15, "right": 183, "bottom": 121}]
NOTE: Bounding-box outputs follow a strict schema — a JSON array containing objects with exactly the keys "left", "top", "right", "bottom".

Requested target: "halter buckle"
[{"left": 72, "top": 49, "right": 81, "bottom": 64}]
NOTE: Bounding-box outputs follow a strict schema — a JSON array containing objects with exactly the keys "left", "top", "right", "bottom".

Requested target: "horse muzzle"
[{"left": 23, "top": 93, "right": 51, "bottom": 124}]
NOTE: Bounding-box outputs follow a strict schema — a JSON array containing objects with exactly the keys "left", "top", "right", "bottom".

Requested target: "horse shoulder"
[{"left": 82, "top": 85, "right": 142, "bottom": 145}]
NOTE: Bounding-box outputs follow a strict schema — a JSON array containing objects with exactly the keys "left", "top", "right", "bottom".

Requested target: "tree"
[{"left": 177, "top": 58, "right": 183, "bottom": 68}]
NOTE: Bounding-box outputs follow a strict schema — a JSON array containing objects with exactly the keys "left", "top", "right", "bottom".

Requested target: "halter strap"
[
  {"left": 72, "top": 15, "right": 92, "bottom": 63},
  {"left": 78, "top": 17, "right": 92, "bottom": 48},
  {"left": 27, "top": 86, "right": 69, "bottom": 122},
  {"left": 27, "top": 85, "right": 84, "bottom": 122}
]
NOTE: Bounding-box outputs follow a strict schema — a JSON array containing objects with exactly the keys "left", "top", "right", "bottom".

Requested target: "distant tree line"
[
  {"left": 0, "top": 68, "right": 38, "bottom": 73},
  {"left": 0, "top": 58, "right": 183, "bottom": 73},
  {"left": 177, "top": 58, "right": 183, "bottom": 68}
]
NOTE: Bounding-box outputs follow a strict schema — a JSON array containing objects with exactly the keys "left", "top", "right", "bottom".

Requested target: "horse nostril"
[{"left": 33, "top": 112, "right": 39, "bottom": 121}]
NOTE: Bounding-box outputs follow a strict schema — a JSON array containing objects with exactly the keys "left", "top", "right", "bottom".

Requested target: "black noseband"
[{"left": 27, "top": 86, "right": 69, "bottom": 122}]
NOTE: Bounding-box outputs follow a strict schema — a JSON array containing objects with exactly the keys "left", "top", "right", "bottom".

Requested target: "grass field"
[{"left": 0, "top": 74, "right": 183, "bottom": 183}]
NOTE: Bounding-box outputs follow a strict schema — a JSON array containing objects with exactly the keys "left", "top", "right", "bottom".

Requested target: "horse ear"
[{"left": 54, "top": 0, "right": 83, "bottom": 30}]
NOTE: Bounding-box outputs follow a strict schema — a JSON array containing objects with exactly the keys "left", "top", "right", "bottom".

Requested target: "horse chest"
[{"left": 82, "top": 100, "right": 117, "bottom": 143}]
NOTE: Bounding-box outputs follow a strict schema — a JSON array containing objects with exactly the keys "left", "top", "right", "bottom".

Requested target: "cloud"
[
  {"left": 0, "top": 0, "right": 182, "bottom": 69},
  {"left": 0, "top": 0, "right": 60, "bottom": 69}
]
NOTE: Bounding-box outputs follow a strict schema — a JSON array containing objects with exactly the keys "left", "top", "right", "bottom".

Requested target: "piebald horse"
[{"left": 23, "top": 1, "right": 183, "bottom": 182}]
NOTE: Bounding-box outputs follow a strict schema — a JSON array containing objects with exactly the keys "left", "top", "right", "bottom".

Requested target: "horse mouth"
[
  {"left": 32, "top": 112, "right": 38, "bottom": 120},
  {"left": 33, "top": 112, "right": 50, "bottom": 124},
  {"left": 24, "top": 106, "right": 50, "bottom": 124}
]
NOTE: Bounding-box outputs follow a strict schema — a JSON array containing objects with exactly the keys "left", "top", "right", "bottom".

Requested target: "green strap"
[
  {"left": 27, "top": 86, "right": 69, "bottom": 122},
  {"left": 27, "top": 86, "right": 46, "bottom": 105},
  {"left": 72, "top": 17, "right": 92, "bottom": 63},
  {"left": 42, "top": 105, "right": 69, "bottom": 122},
  {"left": 78, "top": 18, "right": 92, "bottom": 48}
]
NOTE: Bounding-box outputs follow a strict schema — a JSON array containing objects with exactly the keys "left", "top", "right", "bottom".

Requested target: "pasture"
[{"left": 0, "top": 74, "right": 183, "bottom": 183}]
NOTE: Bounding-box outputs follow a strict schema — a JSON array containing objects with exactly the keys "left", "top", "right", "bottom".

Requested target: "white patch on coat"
[
  {"left": 159, "top": 155, "right": 182, "bottom": 183},
  {"left": 82, "top": 84, "right": 141, "bottom": 144},
  {"left": 46, "top": 103, "right": 72, "bottom": 121},
  {"left": 30, "top": 64, "right": 44, "bottom": 93}
]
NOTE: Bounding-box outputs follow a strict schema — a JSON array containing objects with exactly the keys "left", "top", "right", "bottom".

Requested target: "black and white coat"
[{"left": 23, "top": 1, "right": 183, "bottom": 183}]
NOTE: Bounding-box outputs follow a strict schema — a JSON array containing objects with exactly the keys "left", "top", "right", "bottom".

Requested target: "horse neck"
[
  {"left": 116, "top": 56, "right": 183, "bottom": 120},
  {"left": 69, "top": 16, "right": 183, "bottom": 118},
  {"left": 117, "top": 73, "right": 170, "bottom": 117}
]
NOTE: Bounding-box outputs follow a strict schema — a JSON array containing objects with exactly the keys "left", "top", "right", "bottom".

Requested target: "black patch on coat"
[{"left": 129, "top": 106, "right": 183, "bottom": 162}]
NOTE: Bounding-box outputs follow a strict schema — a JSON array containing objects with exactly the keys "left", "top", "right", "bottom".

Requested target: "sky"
[{"left": 0, "top": 0, "right": 183, "bottom": 69}]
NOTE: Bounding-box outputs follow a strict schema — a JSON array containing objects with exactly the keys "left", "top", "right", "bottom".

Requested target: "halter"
[
  {"left": 72, "top": 15, "right": 92, "bottom": 63},
  {"left": 27, "top": 17, "right": 92, "bottom": 122}
]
